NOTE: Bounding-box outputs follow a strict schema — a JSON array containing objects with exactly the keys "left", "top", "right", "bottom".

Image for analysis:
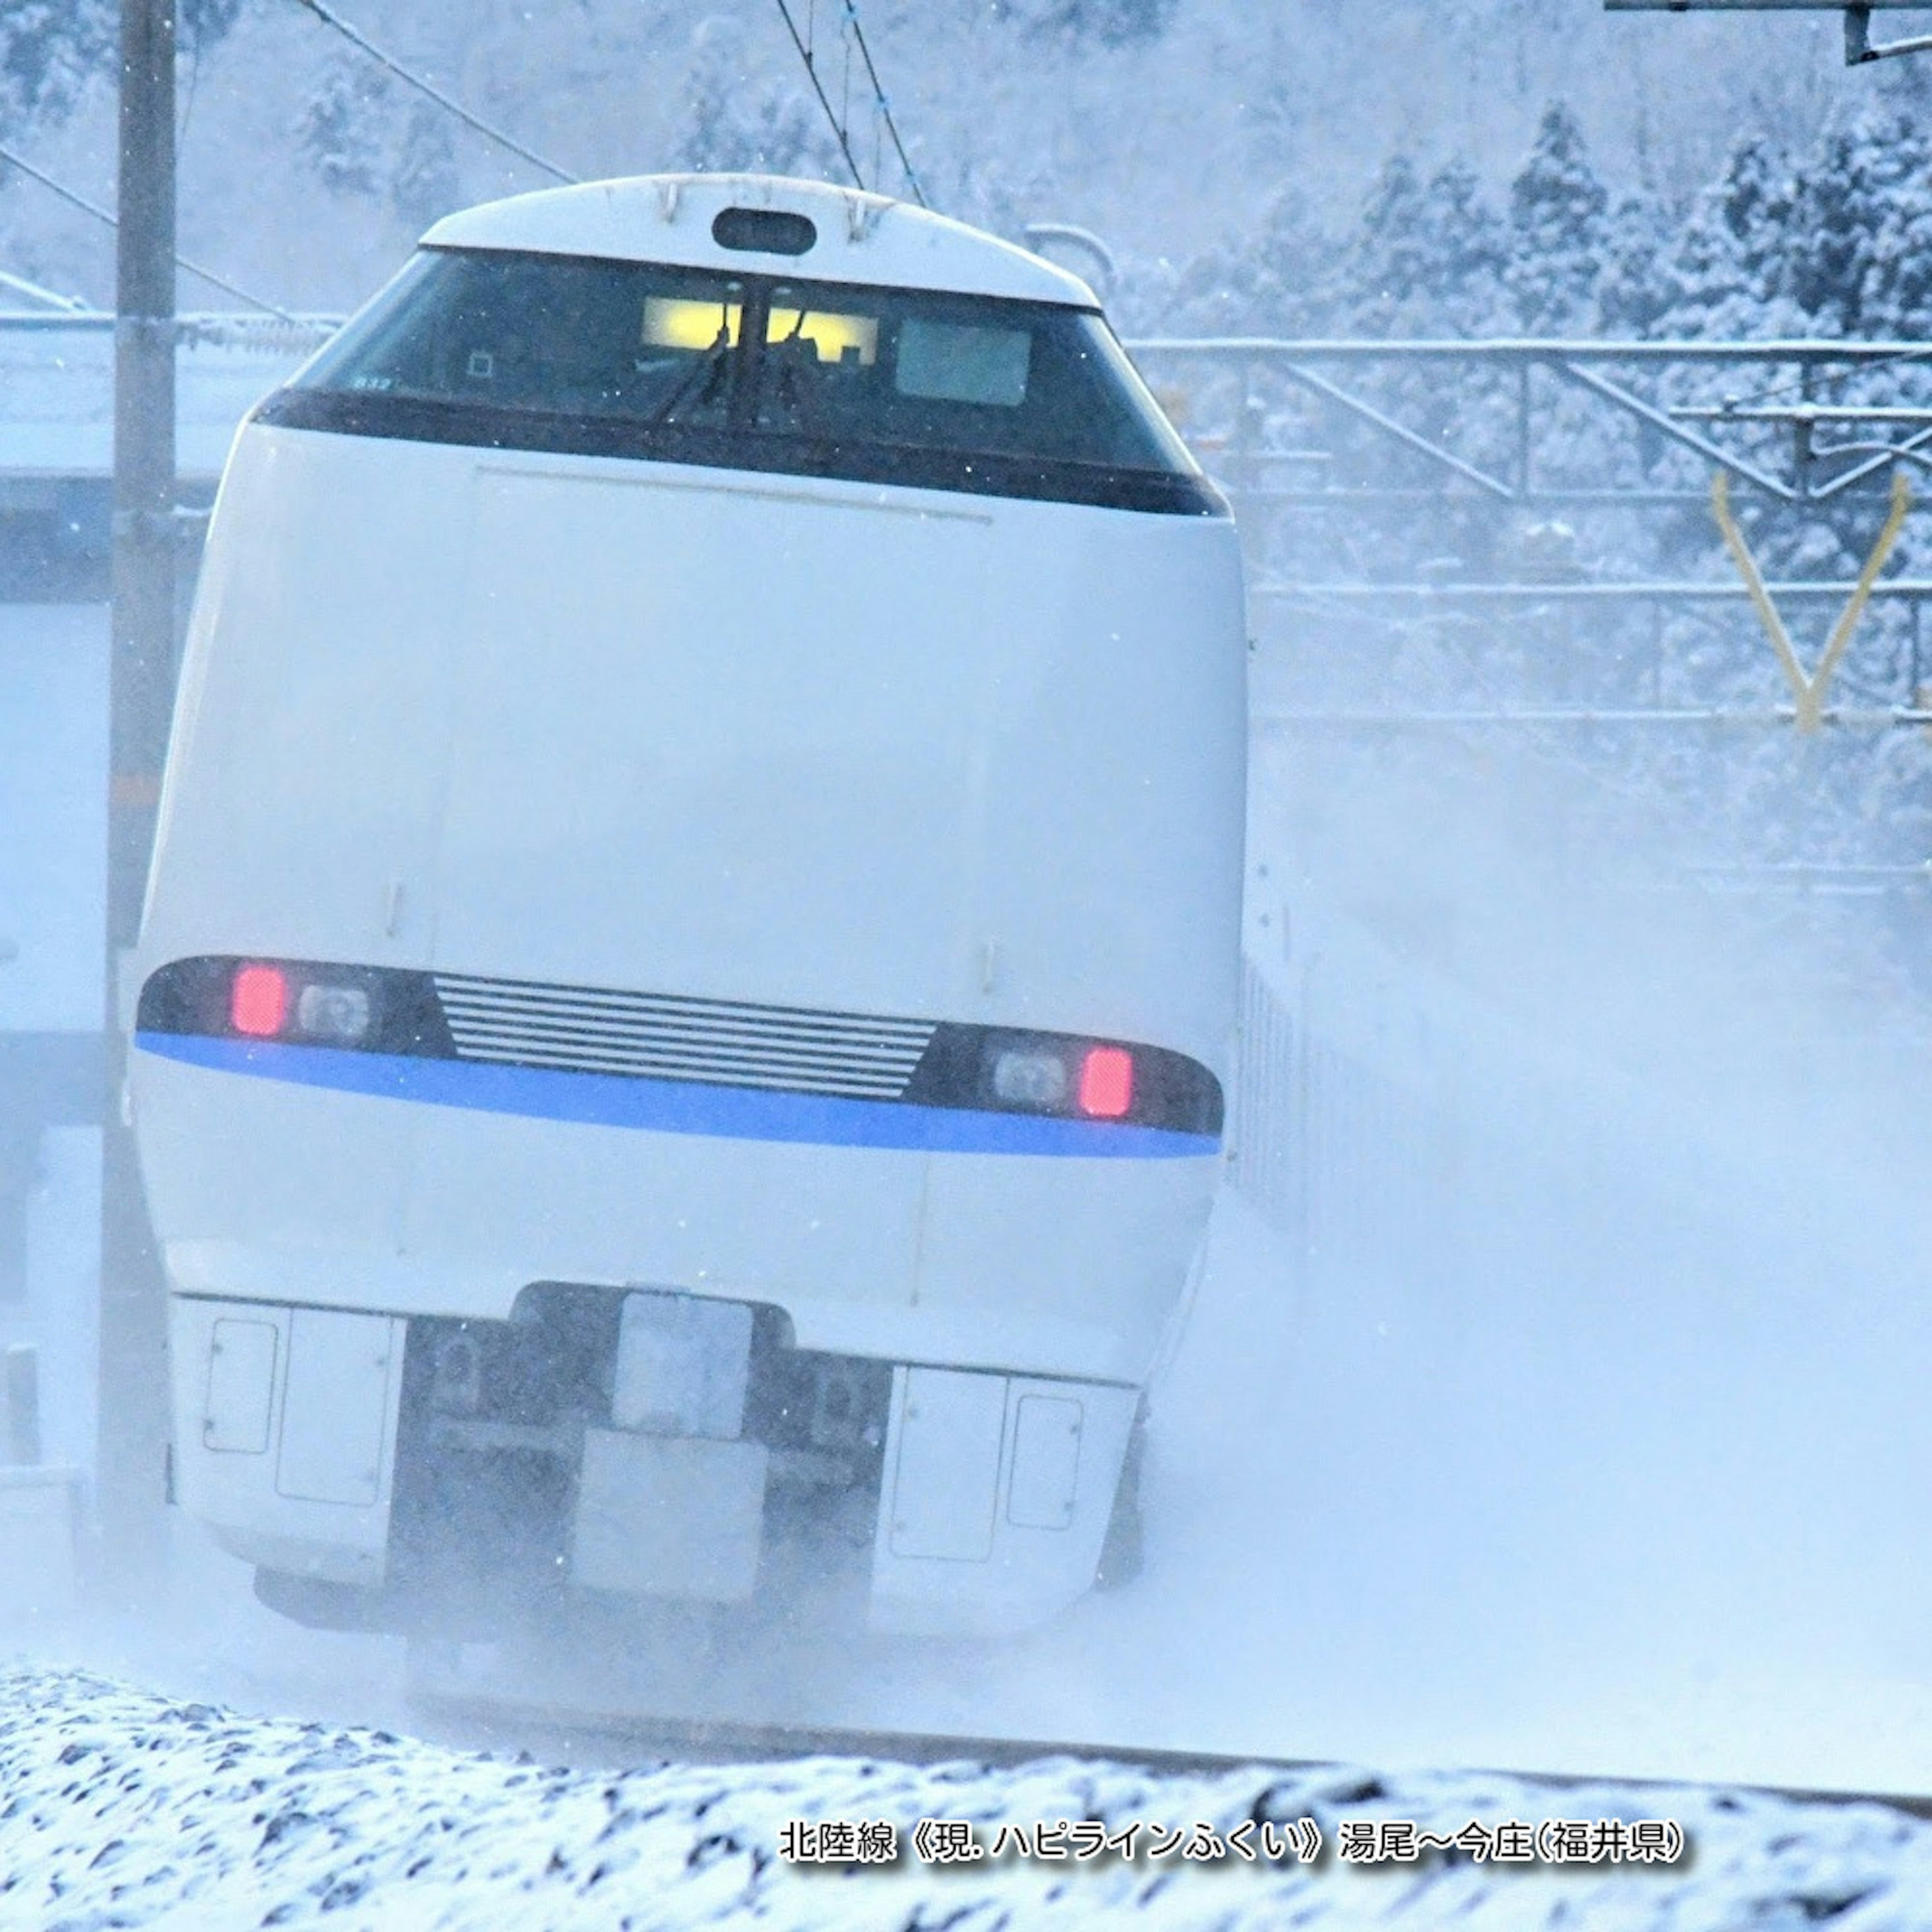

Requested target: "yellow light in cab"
[
  {"left": 767, "top": 308, "right": 877, "bottom": 365},
  {"left": 642, "top": 296, "right": 745, "bottom": 350},
  {"left": 642, "top": 297, "right": 878, "bottom": 365}
]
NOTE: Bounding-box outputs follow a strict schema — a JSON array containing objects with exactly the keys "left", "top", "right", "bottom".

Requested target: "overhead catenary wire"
[
  {"left": 770, "top": 0, "right": 928, "bottom": 208},
  {"left": 0, "top": 266, "right": 90, "bottom": 313},
  {"left": 287, "top": 0, "right": 577, "bottom": 187},
  {"left": 837, "top": 0, "right": 927, "bottom": 208},
  {"left": 771, "top": 0, "right": 868, "bottom": 193},
  {"left": 1710, "top": 341, "right": 1932, "bottom": 416},
  {"left": 0, "top": 139, "right": 294, "bottom": 318}
]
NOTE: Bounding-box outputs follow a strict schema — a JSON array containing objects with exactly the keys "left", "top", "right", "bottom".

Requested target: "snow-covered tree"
[
  {"left": 1715, "top": 135, "right": 1794, "bottom": 305},
  {"left": 296, "top": 62, "right": 460, "bottom": 232},
  {"left": 1345, "top": 153, "right": 1428, "bottom": 331},
  {"left": 1782, "top": 121, "right": 1881, "bottom": 335},
  {"left": 389, "top": 104, "right": 460, "bottom": 233},
  {"left": 677, "top": 17, "right": 838, "bottom": 181},
  {"left": 0, "top": 0, "right": 246, "bottom": 135},
  {"left": 1147, "top": 180, "right": 1335, "bottom": 336},
  {"left": 296, "top": 59, "right": 387, "bottom": 203},
  {"left": 1789, "top": 113, "right": 1932, "bottom": 339},
  {"left": 1005, "top": 0, "right": 1181, "bottom": 44},
  {"left": 1642, "top": 117, "right": 1932, "bottom": 343},
  {"left": 1856, "top": 142, "right": 1932, "bottom": 341},
  {"left": 1505, "top": 102, "right": 1609, "bottom": 330},
  {"left": 1657, "top": 204, "right": 1745, "bottom": 340},
  {"left": 1342, "top": 154, "right": 1508, "bottom": 337},
  {"left": 1593, "top": 192, "right": 1671, "bottom": 338}
]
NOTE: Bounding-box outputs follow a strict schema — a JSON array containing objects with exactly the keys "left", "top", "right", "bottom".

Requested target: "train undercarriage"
[{"left": 176, "top": 1284, "right": 1145, "bottom": 1645}]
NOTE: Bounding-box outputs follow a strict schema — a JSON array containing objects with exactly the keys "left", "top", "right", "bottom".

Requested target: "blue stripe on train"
[{"left": 132, "top": 1032, "right": 1221, "bottom": 1160}]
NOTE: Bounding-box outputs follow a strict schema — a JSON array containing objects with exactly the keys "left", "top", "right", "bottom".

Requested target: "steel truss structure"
[
  {"left": 1125, "top": 336, "right": 1932, "bottom": 736},
  {"left": 1605, "top": 0, "right": 1932, "bottom": 68},
  {"left": 3, "top": 315, "right": 1928, "bottom": 744}
]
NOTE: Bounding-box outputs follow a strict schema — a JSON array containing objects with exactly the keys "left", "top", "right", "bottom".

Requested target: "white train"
[{"left": 131, "top": 174, "right": 1246, "bottom": 1641}]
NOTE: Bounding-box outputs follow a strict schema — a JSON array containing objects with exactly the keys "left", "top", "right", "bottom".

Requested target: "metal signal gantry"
[
  {"left": 1126, "top": 336, "right": 1932, "bottom": 732},
  {"left": 1605, "top": 2, "right": 1932, "bottom": 67}
]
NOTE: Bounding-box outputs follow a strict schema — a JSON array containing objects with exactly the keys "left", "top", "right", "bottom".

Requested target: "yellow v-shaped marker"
[{"left": 1713, "top": 468, "right": 1911, "bottom": 733}]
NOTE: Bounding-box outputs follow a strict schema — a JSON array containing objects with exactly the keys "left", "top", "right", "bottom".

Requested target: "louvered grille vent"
[{"left": 432, "top": 973, "right": 935, "bottom": 1100}]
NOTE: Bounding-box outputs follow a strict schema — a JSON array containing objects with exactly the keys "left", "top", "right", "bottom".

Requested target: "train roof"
[{"left": 420, "top": 174, "right": 1100, "bottom": 309}]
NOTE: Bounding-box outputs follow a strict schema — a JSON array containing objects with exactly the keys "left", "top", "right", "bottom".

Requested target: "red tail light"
[
  {"left": 1078, "top": 1045, "right": 1134, "bottom": 1119},
  {"left": 230, "top": 963, "right": 289, "bottom": 1038}
]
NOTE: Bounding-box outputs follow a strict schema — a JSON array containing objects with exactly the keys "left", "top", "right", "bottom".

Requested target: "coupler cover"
[{"left": 571, "top": 1427, "right": 768, "bottom": 1601}]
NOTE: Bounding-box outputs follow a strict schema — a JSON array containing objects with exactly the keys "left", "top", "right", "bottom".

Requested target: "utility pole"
[{"left": 98, "top": 0, "right": 176, "bottom": 1593}]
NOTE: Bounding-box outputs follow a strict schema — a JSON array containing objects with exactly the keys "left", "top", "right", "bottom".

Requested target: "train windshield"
[{"left": 272, "top": 248, "right": 1218, "bottom": 515}]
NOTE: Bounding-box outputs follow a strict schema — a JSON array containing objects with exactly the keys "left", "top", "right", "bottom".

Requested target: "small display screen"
[{"left": 896, "top": 318, "right": 1030, "bottom": 407}]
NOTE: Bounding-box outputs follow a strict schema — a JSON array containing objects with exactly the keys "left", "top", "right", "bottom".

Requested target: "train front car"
[{"left": 132, "top": 175, "right": 1246, "bottom": 1643}]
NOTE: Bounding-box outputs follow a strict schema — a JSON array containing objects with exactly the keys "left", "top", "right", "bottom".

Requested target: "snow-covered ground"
[
  {"left": 13, "top": 638, "right": 1932, "bottom": 1920},
  {"left": 8, "top": 1658, "right": 1932, "bottom": 1932},
  {"left": 11, "top": 1179, "right": 1932, "bottom": 1932},
  {"left": 16, "top": 1189, "right": 1932, "bottom": 1810}
]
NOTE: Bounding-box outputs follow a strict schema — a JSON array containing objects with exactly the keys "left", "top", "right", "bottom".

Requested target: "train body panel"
[
  {"left": 145, "top": 429, "right": 454, "bottom": 975},
  {"left": 140, "top": 1050, "right": 1207, "bottom": 1384},
  {"left": 421, "top": 173, "right": 1097, "bottom": 306},
  {"left": 132, "top": 173, "right": 1244, "bottom": 1639},
  {"left": 147, "top": 429, "right": 1243, "bottom": 1057}
]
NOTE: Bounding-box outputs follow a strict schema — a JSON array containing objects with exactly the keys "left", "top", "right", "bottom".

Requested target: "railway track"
[{"left": 403, "top": 1681, "right": 1932, "bottom": 1823}]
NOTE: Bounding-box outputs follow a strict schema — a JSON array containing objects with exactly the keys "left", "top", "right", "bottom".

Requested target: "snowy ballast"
[{"left": 2, "top": 1666, "right": 1928, "bottom": 1929}]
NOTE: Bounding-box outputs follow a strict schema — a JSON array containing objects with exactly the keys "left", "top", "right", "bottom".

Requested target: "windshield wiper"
[{"left": 642, "top": 330, "right": 735, "bottom": 429}]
